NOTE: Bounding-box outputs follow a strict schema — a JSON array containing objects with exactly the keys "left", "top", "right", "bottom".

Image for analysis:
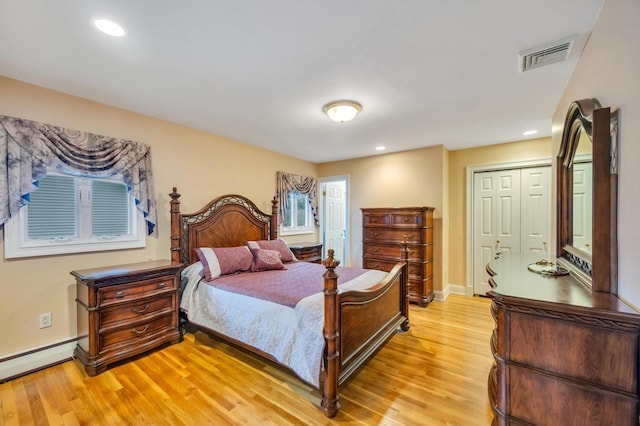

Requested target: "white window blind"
[{"left": 27, "top": 174, "right": 77, "bottom": 239}]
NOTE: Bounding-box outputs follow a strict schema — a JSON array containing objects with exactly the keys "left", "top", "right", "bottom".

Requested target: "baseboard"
[
  {"left": 449, "top": 283, "right": 474, "bottom": 296},
  {"left": 0, "top": 338, "right": 76, "bottom": 382},
  {"left": 434, "top": 285, "right": 451, "bottom": 301}
]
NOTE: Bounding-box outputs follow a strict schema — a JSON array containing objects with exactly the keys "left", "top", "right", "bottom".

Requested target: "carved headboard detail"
[{"left": 169, "top": 188, "right": 278, "bottom": 265}]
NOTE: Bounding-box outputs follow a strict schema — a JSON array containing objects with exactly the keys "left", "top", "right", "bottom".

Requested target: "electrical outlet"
[{"left": 39, "top": 312, "right": 52, "bottom": 329}]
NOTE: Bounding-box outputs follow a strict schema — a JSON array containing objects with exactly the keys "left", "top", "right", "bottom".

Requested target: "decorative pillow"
[
  {"left": 195, "top": 246, "right": 253, "bottom": 281},
  {"left": 250, "top": 248, "right": 286, "bottom": 272},
  {"left": 245, "top": 238, "right": 296, "bottom": 263}
]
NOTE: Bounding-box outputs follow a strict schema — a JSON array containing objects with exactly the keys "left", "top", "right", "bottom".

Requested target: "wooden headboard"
[{"left": 169, "top": 187, "right": 278, "bottom": 265}]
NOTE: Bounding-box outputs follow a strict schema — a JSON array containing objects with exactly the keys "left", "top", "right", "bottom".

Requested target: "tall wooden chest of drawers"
[
  {"left": 72, "top": 260, "right": 183, "bottom": 376},
  {"left": 362, "top": 207, "right": 435, "bottom": 306}
]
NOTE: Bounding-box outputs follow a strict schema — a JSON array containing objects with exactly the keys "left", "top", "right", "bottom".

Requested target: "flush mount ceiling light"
[
  {"left": 93, "top": 18, "right": 126, "bottom": 37},
  {"left": 323, "top": 100, "right": 362, "bottom": 123}
]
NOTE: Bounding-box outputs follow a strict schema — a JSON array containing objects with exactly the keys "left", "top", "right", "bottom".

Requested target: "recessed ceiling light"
[
  {"left": 522, "top": 130, "right": 538, "bottom": 136},
  {"left": 93, "top": 18, "right": 125, "bottom": 37},
  {"left": 376, "top": 146, "right": 386, "bottom": 151}
]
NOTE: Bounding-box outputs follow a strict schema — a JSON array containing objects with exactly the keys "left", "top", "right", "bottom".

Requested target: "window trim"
[{"left": 3, "top": 174, "right": 146, "bottom": 259}]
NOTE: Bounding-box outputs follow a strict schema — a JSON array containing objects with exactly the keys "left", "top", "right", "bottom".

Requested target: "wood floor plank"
[{"left": 0, "top": 295, "right": 494, "bottom": 425}]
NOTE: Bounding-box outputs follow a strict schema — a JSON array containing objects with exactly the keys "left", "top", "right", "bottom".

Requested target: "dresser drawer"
[
  {"left": 98, "top": 277, "right": 176, "bottom": 307},
  {"left": 99, "top": 294, "right": 175, "bottom": 326},
  {"left": 362, "top": 212, "right": 390, "bottom": 227},
  {"left": 99, "top": 311, "right": 176, "bottom": 352},
  {"left": 363, "top": 227, "right": 431, "bottom": 244},
  {"left": 363, "top": 243, "right": 430, "bottom": 261},
  {"left": 363, "top": 258, "right": 400, "bottom": 272},
  {"left": 390, "top": 211, "right": 429, "bottom": 227}
]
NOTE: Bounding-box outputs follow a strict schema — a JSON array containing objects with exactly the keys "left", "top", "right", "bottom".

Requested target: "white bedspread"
[{"left": 180, "top": 262, "right": 388, "bottom": 387}]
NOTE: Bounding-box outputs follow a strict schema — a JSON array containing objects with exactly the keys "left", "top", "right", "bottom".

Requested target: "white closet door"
[
  {"left": 473, "top": 169, "right": 521, "bottom": 296},
  {"left": 521, "top": 167, "right": 552, "bottom": 255},
  {"left": 472, "top": 166, "right": 551, "bottom": 295},
  {"left": 572, "top": 161, "right": 593, "bottom": 253},
  {"left": 323, "top": 181, "right": 346, "bottom": 262}
]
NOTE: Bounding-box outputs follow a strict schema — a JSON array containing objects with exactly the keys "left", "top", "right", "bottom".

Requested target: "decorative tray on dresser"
[
  {"left": 361, "top": 207, "right": 435, "bottom": 306},
  {"left": 486, "top": 253, "right": 640, "bottom": 426},
  {"left": 72, "top": 259, "right": 183, "bottom": 376}
]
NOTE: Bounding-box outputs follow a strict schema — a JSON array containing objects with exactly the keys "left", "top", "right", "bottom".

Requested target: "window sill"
[{"left": 280, "top": 228, "right": 315, "bottom": 237}]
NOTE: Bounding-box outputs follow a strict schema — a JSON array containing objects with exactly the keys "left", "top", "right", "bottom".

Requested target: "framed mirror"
[{"left": 556, "top": 98, "right": 618, "bottom": 293}]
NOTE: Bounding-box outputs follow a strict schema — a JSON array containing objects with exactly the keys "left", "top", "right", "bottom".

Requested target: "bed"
[{"left": 169, "top": 187, "right": 410, "bottom": 417}]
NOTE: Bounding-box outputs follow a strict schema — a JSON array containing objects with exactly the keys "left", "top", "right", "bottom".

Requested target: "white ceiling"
[{"left": 0, "top": 1, "right": 604, "bottom": 163}]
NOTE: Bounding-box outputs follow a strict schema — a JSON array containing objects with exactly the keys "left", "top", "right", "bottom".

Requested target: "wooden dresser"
[
  {"left": 72, "top": 260, "right": 183, "bottom": 376},
  {"left": 288, "top": 241, "right": 323, "bottom": 263},
  {"left": 362, "top": 207, "right": 435, "bottom": 306},
  {"left": 487, "top": 253, "right": 640, "bottom": 425}
]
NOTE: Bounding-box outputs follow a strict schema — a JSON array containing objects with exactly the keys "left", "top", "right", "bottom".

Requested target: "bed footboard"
[{"left": 321, "top": 242, "right": 410, "bottom": 417}]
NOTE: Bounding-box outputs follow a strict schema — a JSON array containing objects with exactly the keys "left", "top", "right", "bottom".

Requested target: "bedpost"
[
  {"left": 270, "top": 196, "right": 279, "bottom": 239},
  {"left": 170, "top": 187, "right": 182, "bottom": 264},
  {"left": 400, "top": 236, "right": 410, "bottom": 331},
  {"left": 321, "top": 249, "right": 341, "bottom": 418}
]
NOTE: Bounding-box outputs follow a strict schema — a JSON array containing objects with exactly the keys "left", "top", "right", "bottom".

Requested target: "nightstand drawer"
[
  {"left": 289, "top": 242, "right": 323, "bottom": 264},
  {"left": 100, "top": 294, "right": 175, "bottom": 326},
  {"left": 98, "top": 277, "right": 175, "bottom": 307},
  {"left": 99, "top": 311, "right": 176, "bottom": 352}
]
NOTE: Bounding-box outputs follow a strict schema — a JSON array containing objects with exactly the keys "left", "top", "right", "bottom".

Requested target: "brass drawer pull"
[
  {"left": 371, "top": 231, "right": 379, "bottom": 237},
  {"left": 115, "top": 290, "right": 125, "bottom": 298},
  {"left": 371, "top": 247, "right": 379, "bottom": 252},
  {"left": 407, "top": 233, "right": 415, "bottom": 240},
  {"left": 131, "top": 304, "right": 150, "bottom": 314},
  {"left": 403, "top": 217, "right": 410, "bottom": 222},
  {"left": 371, "top": 217, "right": 378, "bottom": 222},
  {"left": 158, "top": 282, "right": 166, "bottom": 289},
  {"left": 132, "top": 325, "right": 149, "bottom": 335}
]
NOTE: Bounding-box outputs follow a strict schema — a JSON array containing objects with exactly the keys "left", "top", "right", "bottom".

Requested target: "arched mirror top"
[{"left": 556, "top": 98, "right": 618, "bottom": 294}]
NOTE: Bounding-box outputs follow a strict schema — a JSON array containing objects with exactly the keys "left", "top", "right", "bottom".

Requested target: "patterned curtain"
[
  {"left": 277, "top": 171, "right": 319, "bottom": 225},
  {"left": 0, "top": 115, "right": 157, "bottom": 235}
]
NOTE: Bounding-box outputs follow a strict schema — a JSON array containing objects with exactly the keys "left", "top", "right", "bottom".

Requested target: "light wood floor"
[{"left": 0, "top": 294, "right": 495, "bottom": 425}]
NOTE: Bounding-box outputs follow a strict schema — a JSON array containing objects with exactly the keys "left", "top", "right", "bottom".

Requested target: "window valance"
[
  {"left": 0, "top": 115, "right": 157, "bottom": 235},
  {"left": 277, "top": 171, "right": 319, "bottom": 225}
]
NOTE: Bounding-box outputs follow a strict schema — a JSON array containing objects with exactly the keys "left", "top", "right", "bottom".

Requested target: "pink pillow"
[
  {"left": 250, "top": 248, "right": 286, "bottom": 272},
  {"left": 246, "top": 239, "right": 296, "bottom": 263},
  {"left": 195, "top": 246, "right": 253, "bottom": 281}
]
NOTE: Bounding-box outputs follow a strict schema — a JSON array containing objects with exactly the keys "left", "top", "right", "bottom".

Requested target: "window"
[
  {"left": 4, "top": 173, "right": 145, "bottom": 258},
  {"left": 280, "top": 192, "right": 313, "bottom": 235}
]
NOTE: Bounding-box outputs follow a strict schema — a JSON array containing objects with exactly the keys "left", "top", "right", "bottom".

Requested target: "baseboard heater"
[{"left": 0, "top": 338, "right": 77, "bottom": 383}]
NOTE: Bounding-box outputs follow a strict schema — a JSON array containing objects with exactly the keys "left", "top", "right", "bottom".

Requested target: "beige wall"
[
  {"left": 552, "top": 0, "right": 640, "bottom": 307},
  {"left": 318, "top": 146, "right": 447, "bottom": 293},
  {"left": 447, "top": 138, "right": 552, "bottom": 288},
  {"left": 0, "top": 76, "right": 317, "bottom": 356}
]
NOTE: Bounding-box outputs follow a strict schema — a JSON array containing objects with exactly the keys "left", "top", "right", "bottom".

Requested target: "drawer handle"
[
  {"left": 403, "top": 217, "right": 410, "bottom": 222},
  {"left": 371, "top": 231, "right": 379, "bottom": 237},
  {"left": 158, "top": 282, "right": 166, "bottom": 289},
  {"left": 132, "top": 325, "right": 149, "bottom": 335},
  {"left": 115, "top": 290, "right": 125, "bottom": 298},
  {"left": 371, "top": 247, "right": 379, "bottom": 252},
  {"left": 371, "top": 217, "right": 378, "bottom": 222},
  {"left": 406, "top": 233, "right": 415, "bottom": 240},
  {"left": 372, "top": 263, "right": 381, "bottom": 269},
  {"left": 131, "top": 304, "right": 150, "bottom": 314}
]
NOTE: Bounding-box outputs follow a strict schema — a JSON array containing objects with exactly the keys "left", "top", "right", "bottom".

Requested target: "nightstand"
[
  {"left": 289, "top": 242, "right": 323, "bottom": 263},
  {"left": 72, "top": 259, "right": 183, "bottom": 376}
]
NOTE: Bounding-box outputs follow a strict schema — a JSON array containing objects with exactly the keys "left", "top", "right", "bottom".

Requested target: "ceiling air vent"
[{"left": 518, "top": 35, "right": 577, "bottom": 72}]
